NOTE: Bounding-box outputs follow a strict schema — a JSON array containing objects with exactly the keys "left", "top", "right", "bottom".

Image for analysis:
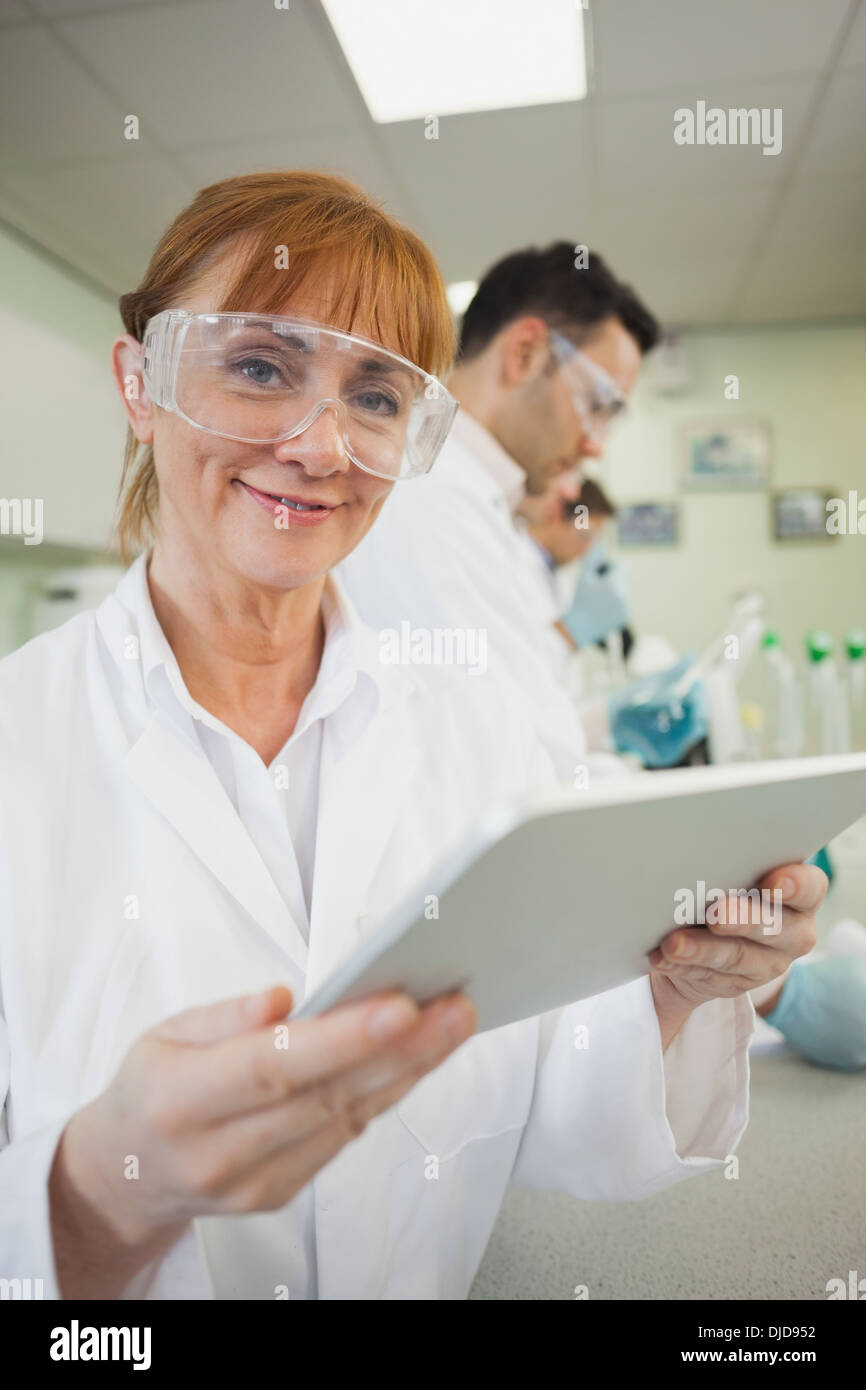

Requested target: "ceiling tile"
[
  {"left": 31, "top": 0, "right": 166, "bottom": 13},
  {"left": 604, "top": 251, "right": 744, "bottom": 327},
  {"left": 57, "top": 0, "right": 361, "bottom": 148},
  {"left": 764, "top": 175, "right": 866, "bottom": 255},
  {"left": 798, "top": 69, "right": 866, "bottom": 179},
  {"left": 0, "top": 25, "right": 128, "bottom": 168},
  {"left": 1, "top": 0, "right": 861, "bottom": 330},
  {"left": 0, "top": 0, "right": 33, "bottom": 25},
  {"left": 4, "top": 150, "right": 194, "bottom": 287},
  {"left": 587, "top": 185, "right": 777, "bottom": 263},
  {"left": 591, "top": 0, "right": 852, "bottom": 95},
  {"left": 596, "top": 80, "right": 815, "bottom": 196},
  {"left": 730, "top": 243, "right": 866, "bottom": 322},
  {"left": 839, "top": 0, "right": 866, "bottom": 69},
  {"left": 377, "top": 104, "right": 589, "bottom": 282},
  {"left": 177, "top": 129, "right": 411, "bottom": 220}
]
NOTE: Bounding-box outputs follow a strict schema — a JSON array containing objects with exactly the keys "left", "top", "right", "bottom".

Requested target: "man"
[
  {"left": 527, "top": 478, "right": 615, "bottom": 570},
  {"left": 524, "top": 478, "right": 635, "bottom": 659},
  {"left": 339, "top": 242, "right": 659, "bottom": 775}
]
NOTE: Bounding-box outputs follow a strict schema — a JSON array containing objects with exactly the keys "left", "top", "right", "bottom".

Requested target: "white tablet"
[{"left": 294, "top": 754, "right": 866, "bottom": 1035}]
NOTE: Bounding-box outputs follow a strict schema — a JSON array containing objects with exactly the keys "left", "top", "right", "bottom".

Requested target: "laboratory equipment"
[
  {"left": 609, "top": 654, "right": 708, "bottom": 768},
  {"left": 761, "top": 631, "right": 805, "bottom": 758},
  {"left": 805, "top": 631, "right": 850, "bottom": 756},
  {"left": 845, "top": 629, "right": 866, "bottom": 751}
]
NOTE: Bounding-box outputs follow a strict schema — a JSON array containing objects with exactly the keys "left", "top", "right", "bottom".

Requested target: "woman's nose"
[
  {"left": 271, "top": 397, "right": 353, "bottom": 472},
  {"left": 272, "top": 400, "right": 353, "bottom": 476}
]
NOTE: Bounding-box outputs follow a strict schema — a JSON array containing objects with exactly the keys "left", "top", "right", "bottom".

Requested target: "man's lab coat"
[
  {"left": 0, "top": 561, "right": 753, "bottom": 1300},
  {"left": 340, "top": 408, "right": 588, "bottom": 777}
]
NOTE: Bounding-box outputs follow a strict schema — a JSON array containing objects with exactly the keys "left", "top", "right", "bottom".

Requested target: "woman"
[{"left": 0, "top": 172, "right": 822, "bottom": 1301}]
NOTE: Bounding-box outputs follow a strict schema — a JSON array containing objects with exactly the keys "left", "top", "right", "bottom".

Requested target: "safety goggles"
[
  {"left": 140, "top": 310, "right": 458, "bottom": 482},
  {"left": 549, "top": 329, "right": 627, "bottom": 443}
]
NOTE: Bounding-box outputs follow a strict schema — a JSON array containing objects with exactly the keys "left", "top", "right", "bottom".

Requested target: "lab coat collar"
[
  {"left": 96, "top": 554, "right": 422, "bottom": 977},
  {"left": 111, "top": 552, "right": 393, "bottom": 744},
  {"left": 450, "top": 407, "right": 527, "bottom": 512}
]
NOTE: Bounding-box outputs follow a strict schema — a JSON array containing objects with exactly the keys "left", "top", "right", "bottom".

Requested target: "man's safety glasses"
[
  {"left": 140, "top": 310, "right": 458, "bottom": 482},
  {"left": 549, "top": 329, "right": 627, "bottom": 444}
]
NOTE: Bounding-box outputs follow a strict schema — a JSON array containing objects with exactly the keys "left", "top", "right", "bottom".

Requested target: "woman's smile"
[{"left": 233, "top": 477, "right": 342, "bottom": 527}]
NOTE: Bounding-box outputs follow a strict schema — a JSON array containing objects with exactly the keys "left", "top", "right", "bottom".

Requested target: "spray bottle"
[
  {"left": 805, "top": 631, "right": 850, "bottom": 755},
  {"left": 845, "top": 629, "right": 866, "bottom": 751},
  {"left": 761, "top": 631, "right": 804, "bottom": 758}
]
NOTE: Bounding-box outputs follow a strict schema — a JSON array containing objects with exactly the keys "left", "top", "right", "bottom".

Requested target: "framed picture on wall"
[
  {"left": 680, "top": 417, "right": 771, "bottom": 490},
  {"left": 772, "top": 488, "right": 838, "bottom": 542},
  {"left": 617, "top": 501, "right": 679, "bottom": 547}
]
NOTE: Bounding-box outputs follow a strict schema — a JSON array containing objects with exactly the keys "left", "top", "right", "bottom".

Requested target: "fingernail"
[
  {"left": 366, "top": 996, "right": 418, "bottom": 1039},
  {"left": 673, "top": 935, "right": 696, "bottom": 958}
]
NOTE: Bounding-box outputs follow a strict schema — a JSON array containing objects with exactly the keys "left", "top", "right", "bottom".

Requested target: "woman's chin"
[{"left": 225, "top": 540, "right": 335, "bottom": 592}]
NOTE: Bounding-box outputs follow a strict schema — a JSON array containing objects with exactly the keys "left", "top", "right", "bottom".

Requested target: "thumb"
[{"left": 153, "top": 985, "right": 295, "bottom": 1046}]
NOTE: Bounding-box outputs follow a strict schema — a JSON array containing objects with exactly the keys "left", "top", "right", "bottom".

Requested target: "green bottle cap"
[
  {"left": 846, "top": 629, "right": 866, "bottom": 660},
  {"left": 762, "top": 631, "right": 781, "bottom": 649},
  {"left": 806, "top": 630, "right": 834, "bottom": 663}
]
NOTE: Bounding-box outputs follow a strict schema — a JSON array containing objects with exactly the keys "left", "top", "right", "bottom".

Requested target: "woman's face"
[{"left": 120, "top": 254, "right": 403, "bottom": 593}]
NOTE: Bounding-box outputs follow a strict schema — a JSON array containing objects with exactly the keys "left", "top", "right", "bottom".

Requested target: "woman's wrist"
[
  {"left": 48, "top": 1112, "right": 186, "bottom": 1298},
  {"left": 649, "top": 971, "right": 698, "bottom": 1051}
]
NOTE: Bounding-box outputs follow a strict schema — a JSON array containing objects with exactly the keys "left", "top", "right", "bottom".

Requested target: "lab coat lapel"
[
  {"left": 125, "top": 708, "right": 309, "bottom": 970},
  {"left": 305, "top": 682, "right": 420, "bottom": 996}
]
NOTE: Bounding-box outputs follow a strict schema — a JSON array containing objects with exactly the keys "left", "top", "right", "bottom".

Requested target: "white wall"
[
  {"left": 0, "top": 226, "right": 128, "bottom": 653},
  {"left": 602, "top": 321, "right": 866, "bottom": 666},
  {"left": 0, "top": 223, "right": 126, "bottom": 551}
]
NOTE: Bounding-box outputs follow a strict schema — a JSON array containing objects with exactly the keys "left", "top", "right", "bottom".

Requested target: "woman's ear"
[{"left": 111, "top": 334, "right": 155, "bottom": 444}]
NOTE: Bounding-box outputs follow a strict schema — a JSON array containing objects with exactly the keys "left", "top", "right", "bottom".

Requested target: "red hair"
[{"left": 116, "top": 170, "right": 454, "bottom": 559}]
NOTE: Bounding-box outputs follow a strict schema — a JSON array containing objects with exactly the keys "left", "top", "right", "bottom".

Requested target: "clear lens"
[
  {"left": 162, "top": 314, "right": 455, "bottom": 480},
  {"left": 550, "top": 331, "right": 625, "bottom": 442}
]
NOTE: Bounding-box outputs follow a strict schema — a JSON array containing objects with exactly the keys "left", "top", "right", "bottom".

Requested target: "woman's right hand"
[{"left": 49, "top": 985, "right": 476, "bottom": 1298}]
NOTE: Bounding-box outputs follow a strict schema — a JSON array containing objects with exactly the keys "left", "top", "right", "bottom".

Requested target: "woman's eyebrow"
[
  {"left": 238, "top": 321, "right": 312, "bottom": 347},
  {"left": 221, "top": 324, "right": 416, "bottom": 384},
  {"left": 353, "top": 356, "right": 414, "bottom": 387}
]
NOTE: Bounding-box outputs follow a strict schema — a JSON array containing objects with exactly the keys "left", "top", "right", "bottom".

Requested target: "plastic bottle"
[
  {"left": 805, "top": 631, "right": 850, "bottom": 755},
  {"left": 705, "top": 665, "right": 747, "bottom": 763},
  {"left": 692, "top": 592, "right": 764, "bottom": 764},
  {"left": 761, "top": 631, "right": 804, "bottom": 758},
  {"left": 845, "top": 629, "right": 866, "bottom": 751}
]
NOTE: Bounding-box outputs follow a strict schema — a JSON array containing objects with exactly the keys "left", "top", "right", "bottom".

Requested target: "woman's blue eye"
[
  {"left": 355, "top": 389, "right": 398, "bottom": 416},
  {"left": 238, "top": 357, "right": 281, "bottom": 385}
]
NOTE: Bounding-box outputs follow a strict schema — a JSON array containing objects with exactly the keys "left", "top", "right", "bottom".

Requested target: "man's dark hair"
[
  {"left": 562, "top": 478, "right": 616, "bottom": 523},
  {"left": 458, "top": 242, "right": 660, "bottom": 361}
]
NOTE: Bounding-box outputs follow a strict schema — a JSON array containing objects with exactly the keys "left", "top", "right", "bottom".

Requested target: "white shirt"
[
  {"left": 136, "top": 575, "right": 359, "bottom": 941},
  {"left": 0, "top": 557, "right": 755, "bottom": 1300},
  {"left": 339, "top": 408, "right": 588, "bottom": 779},
  {"left": 129, "top": 565, "right": 373, "bottom": 1299}
]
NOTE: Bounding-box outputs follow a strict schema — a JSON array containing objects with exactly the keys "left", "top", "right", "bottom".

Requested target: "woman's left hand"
[{"left": 648, "top": 862, "right": 827, "bottom": 1042}]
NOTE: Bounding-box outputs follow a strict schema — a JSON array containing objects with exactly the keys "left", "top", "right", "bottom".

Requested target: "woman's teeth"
[{"left": 273, "top": 497, "right": 323, "bottom": 511}]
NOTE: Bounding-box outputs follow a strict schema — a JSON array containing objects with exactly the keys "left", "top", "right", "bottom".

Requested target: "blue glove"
[
  {"left": 562, "top": 541, "right": 631, "bottom": 647},
  {"left": 766, "top": 956, "right": 866, "bottom": 1071},
  {"left": 609, "top": 655, "right": 708, "bottom": 768}
]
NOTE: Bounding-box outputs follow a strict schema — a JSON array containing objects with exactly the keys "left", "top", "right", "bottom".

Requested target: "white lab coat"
[
  {"left": 339, "top": 408, "right": 588, "bottom": 779},
  {"left": 0, "top": 559, "right": 754, "bottom": 1300}
]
